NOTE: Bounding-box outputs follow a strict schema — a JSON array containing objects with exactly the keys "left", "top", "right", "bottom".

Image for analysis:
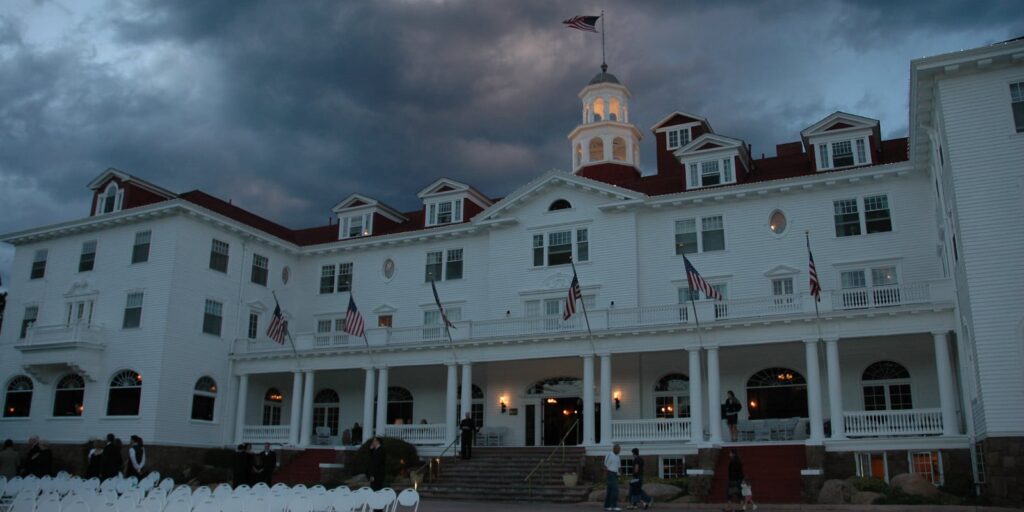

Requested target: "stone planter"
[{"left": 563, "top": 472, "right": 578, "bottom": 487}]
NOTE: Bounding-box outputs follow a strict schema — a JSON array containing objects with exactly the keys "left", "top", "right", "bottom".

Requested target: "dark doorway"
[
  {"left": 746, "top": 367, "right": 808, "bottom": 420},
  {"left": 525, "top": 405, "right": 536, "bottom": 447},
  {"left": 542, "top": 397, "right": 581, "bottom": 446}
]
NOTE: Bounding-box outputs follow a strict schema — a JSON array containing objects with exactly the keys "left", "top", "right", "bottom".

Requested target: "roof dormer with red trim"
[
  {"left": 649, "top": 111, "right": 715, "bottom": 181},
  {"left": 416, "top": 178, "right": 493, "bottom": 228},
  {"left": 800, "top": 112, "right": 883, "bottom": 172},
  {"left": 331, "top": 193, "right": 408, "bottom": 240},
  {"left": 87, "top": 168, "right": 176, "bottom": 216}
]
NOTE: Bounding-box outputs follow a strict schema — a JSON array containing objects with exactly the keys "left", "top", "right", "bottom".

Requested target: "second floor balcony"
[{"left": 14, "top": 323, "right": 106, "bottom": 382}]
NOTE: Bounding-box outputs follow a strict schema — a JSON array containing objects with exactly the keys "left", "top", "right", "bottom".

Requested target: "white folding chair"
[
  {"left": 270, "top": 484, "right": 289, "bottom": 492},
  {"left": 140, "top": 494, "right": 163, "bottom": 512},
  {"left": 286, "top": 495, "right": 312, "bottom": 512},
  {"left": 82, "top": 479, "right": 100, "bottom": 492},
  {"left": 162, "top": 498, "right": 190, "bottom": 512},
  {"left": 349, "top": 488, "right": 372, "bottom": 512},
  {"left": 168, "top": 486, "right": 189, "bottom": 502},
  {"left": 3, "top": 477, "right": 22, "bottom": 498},
  {"left": 19, "top": 480, "right": 40, "bottom": 498},
  {"left": 329, "top": 494, "right": 353, "bottom": 512},
  {"left": 267, "top": 493, "right": 290, "bottom": 512},
  {"left": 310, "top": 492, "right": 332, "bottom": 512},
  {"left": 394, "top": 489, "right": 419, "bottom": 512},
  {"left": 115, "top": 494, "right": 138, "bottom": 512},
  {"left": 91, "top": 497, "right": 117, "bottom": 512},
  {"left": 156, "top": 479, "right": 173, "bottom": 494},
  {"left": 35, "top": 493, "right": 61, "bottom": 512},
  {"left": 192, "top": 498, "right": 220, "bottom": 512},
  {"left": 213, "top": 484, "right": 232, "bottom": 500},
  {"left": 63, "top": 499, "right": 91, "bottom": 512},
  {"left": 98, "top": 480, "right": 116, "bottom": 495},
  {"left": 249, "top": 484, "right": 268, "bottom": 498},
  {"left": 190, "top": 487, "right": 212, "bottom": 508},
  {"left": 244, "top": 496, "right": 270, "bottom": 512},
  {"left": 369, "top": 489, "right": 395, "bottom": 512}
]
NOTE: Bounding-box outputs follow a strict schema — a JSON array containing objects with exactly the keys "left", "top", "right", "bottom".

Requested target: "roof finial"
[{"left": 601, "top": 62, "right": 607, "bottom": 73}]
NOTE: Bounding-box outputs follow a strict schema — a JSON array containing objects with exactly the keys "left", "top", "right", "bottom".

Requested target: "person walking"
[
  {"left": 100, "top": 434, "right": 123, "bottom": 480},
  {"left": 627, "top": 448, "right": 653, "bottom": 510},
  {"left": 0, "top": 439, "right": 19, "bottom": 478},
  {"left": 125, "top": 436, "right": 146, "bottom": 478},
  {"left": 459, "top": 413, "right": 477, "bottom": 459},
  {"left": 367, "top": 437, "right": 386, "bottom": 492},
  {"left": 603, "top": 443, "right": 622, "bottom": 512},
  {"left": 20, "top": 436, "right": 39, "bottom": 477},
  {"left": 725, "top": 449, "right": 745, "bottom": 512},
  {"left": 723, "top": 391, "right": 742, "bottom": 441},
  {"left": 741, "top": 479, "right": 757, "bottom": 511},
  {"left": 86, "top": 440, "right": 104, "bottom": 479},
  {"left": 259, "top": 443, "right": 276, "bottom": 484}
]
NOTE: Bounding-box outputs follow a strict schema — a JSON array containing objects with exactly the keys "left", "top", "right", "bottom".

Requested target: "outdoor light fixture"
[
  {"left": 546, "top": 397, "right": 558, "bottom": 404},
  {"left": 613, "top": 391, "right": 621, "bottom": 410},
  {"left": 500, "top": 396, "right": 508, "bottom": 414}
]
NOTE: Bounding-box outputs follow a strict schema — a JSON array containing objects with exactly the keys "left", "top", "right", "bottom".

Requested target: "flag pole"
[
  {"left": 683, "top": 253, "right": 704, "bottom": 348},
  {"left": 569, "top": 257, "right": 597, "bottom": 356},
  {"left": 600, "top": 10, "right": 607, "bottom": 72},
  {"left": 350, "top": 292, "right": 376, "bottom": 367},
  {"left": 272, "top": 290, "right": 299, "bottom": 359},
  {"left": 806, "top": 231, "right": 824, "bottom": 343},
  {"left": 430, "top": 276, "right": 460, "bottom": 364}
]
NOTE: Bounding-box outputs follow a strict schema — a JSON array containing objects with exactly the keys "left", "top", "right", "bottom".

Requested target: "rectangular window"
[
  {"left": 317, "top": 319, "right": 332, "bottom": 333},
  {"left": 532, "top": 235, "right": 544, "bottom": 267},
  {"left": 454, "top": 200, "right": 462, "bottom": 223},
  {"left": 319, "top": 265, "right": 336, "bottom": 294},
  {"left": 247, "top": 312, "right": 259, "bottom": 339},
  {"left": 30, "top": 249, "right": 47, "bottom": 279},
  {"left": 863, "top": 194, "right": 892, "bottom": 233},
  {"left": 437, "top": 201, "right": 453, "bottom": 224},
  {"left": 856, "top": 452, "right": 888, "bottom": 481},
  {"left": 20, "top": 306, "right": 39, "bottom": 339},
  {"left": 378, "top": 315, "right": 393, "bottom": 328},
  {"left": 132, "top": 230, "right": 151, "bottom": 264},
  {"left": 666, "top": 127, "right": 691, "bottom": 150},
  {"left": 425, "top": 251, "right": 443, "bottom": 281},
  {"left": 668, "top": 130, "right": 679, "bottom": 148},
  {"left": 772, "top": 278, "right": 795, "bottom": 307},
  {"left": 818, "top": 144, "right": 829, "bottom": 168},
  {"left": 209, "top": 239, "right": 229, "bottom": 273},
  {"left": 855, "top": 138, "right": 867, "bottom": 164},
  {"left": 688, "top": 163, "right": 699, "bottom": 188},
  {"left": 337, "top": 262, "right": 353, "bottom": 292},
  {"left": 675, "top": 216, "right": 725, "bottom": 254},
  {"left": 251, "top": 254, "right": 269, "bottom": 286},
  {"left": 832, "top": 140, "right": 854, "bottom": 167},
  {"left": 700, "top": 160, "right": 721, "bottom": 187},
  {"left": 863, "top": 385, "right": 887, "bottom": 411},
  {"left": 834, "top": 199, "right": 862, "bottom": 237},
  {"left": 79, "top": 241, "right": 97, "bottom": 272},
  {"left": 701, "top": 216, "right": 725, "bottom": 251},
  {"left": 122, "top": 292, "right": 143, "bottom": 329},
  {"left": 674, "top": 219, "right": 697, "bottom": 255},
  {"left": 428, "top": 203, "right": 436, "bottom": 225},
  {"left": 910, "top": 451, "right": 943, "bottom": 485},
  {"left": 533, "top": 229, "right": 588, "bottom": 266},
  {"left": 547, "top": 231, "right": 572, "bottom": 265},
  {"left": 1011, "top": 81, "right": 1024, "bottom": 133},
  {"left": 202, "top": 300, "right": 223, "bottom": 336},
  {"left": 347, "top": 215, "right": 364, "bottom": 238},
  {"left": 576, "top": 229, "right": 589, "bottom": 262},
  {"left": 446, "top": 249, "right": 463, "bottom": 280},
  {"left": 661, "top": 457, "right": 686, "bottom": 479},
  {"left": 722, "top": 158, "right": 733, "bottom": 183}
]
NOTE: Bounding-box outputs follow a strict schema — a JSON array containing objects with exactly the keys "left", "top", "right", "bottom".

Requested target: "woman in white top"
[{"left": 125, "top": 435, "right": 146, "bottom": 478}]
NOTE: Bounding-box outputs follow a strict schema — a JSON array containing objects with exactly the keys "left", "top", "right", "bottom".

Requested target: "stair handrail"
[
  {"left": 522, "top": 418, "right": 580, "bottom": 490},
  {"left": 415, "top": 433, "right": 461, "bottom": 485}
]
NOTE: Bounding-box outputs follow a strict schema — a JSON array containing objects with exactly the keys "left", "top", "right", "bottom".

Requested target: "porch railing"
[
  {"left": 610, "top": 418, "right": 691, "bottom": 442},
  {"left": 19, "top": 323, "right": 105, "bottom": 347},
  {"left": 241, "top": 425, "right": 291, "bottom": 444},
  {"left": 843, "top": 408, "right": 944, "bottom": 437},
  {"left": 833, "top": 282, "right": 932, "bottom": 310},
  {"left": 382, "top": 424, "right": 447, "bottom": 445}
]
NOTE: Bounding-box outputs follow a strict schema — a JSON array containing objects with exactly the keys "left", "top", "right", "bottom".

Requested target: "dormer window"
[
  {"left": 96, "top": 183, "right": 124, "bottom": 215},
  {"left": 817, "top": 137, "right": 869, "bottom": 170},
  {"left": 427, "top": 199, "right": 462, "bottom": 226},
  {"left": 687, "top": 158, "right": 735, "bottom": 189},
  {"left": 341, "top": 213, "right": 373, "bottom": 239},
  {"left": 666, "top": 127, "right": 692, "bottom": 150}
]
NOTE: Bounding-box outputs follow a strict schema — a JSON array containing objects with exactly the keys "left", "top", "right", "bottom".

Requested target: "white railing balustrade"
[
  {"left": 607, "top": 304, "right": 689, "bottom": 328},
  {"left": 242, "top": 425, "right": 291, "bottom": 444},
  {"left": 20, "top": 323, "right": 105, "bottom": 347},
  {"left": 382, "top": 424, "right": 447, "bottom": 445},
  {"left": 313, "top": 333, "right": 352, "bottom": 348},
  {"left": 610, "top": 418, "right": 691, "bottom": 442},
  {"left": 843, "top": 408, "right": 944, "bottom": 437},
  {"left": 834, "top": 282, "right": 931, "bottom": 310}
]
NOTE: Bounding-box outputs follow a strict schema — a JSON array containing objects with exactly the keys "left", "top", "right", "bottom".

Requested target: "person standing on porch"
[
  {"left": 603, "top": 443, "right": 622, "bottom": 512},
  {"left": 723, "top": 391, "right": 742, "bottom": 441},
  {"left": 459, "top": 412, "right": 478, "bottom": 459},
  {"left": 260, "top": 443, "right": 276, "bottom": 484},
  {"left": 627, "top": 448, "right": 653, "bottom": 510}
]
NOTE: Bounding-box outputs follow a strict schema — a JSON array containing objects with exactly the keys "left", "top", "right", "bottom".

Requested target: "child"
[{"left": 741, "top": 480, "right": 757, "bottom": 511}]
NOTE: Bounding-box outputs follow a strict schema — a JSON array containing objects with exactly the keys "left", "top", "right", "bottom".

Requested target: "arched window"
[
  {"left": 263, "top": 388, "right": 283, "bottom": 425},
  {"left": 588, "top": 138, "right": 604, "bottom": 162},
  {"left": 98, "top": 183, "right": 122, "bottom": 215},
  {"left": 612, "top": 137, "right": 626, "bottom": 161},
  {"left": 592, "top": 98, "right": 605, "bottom": 122},
  {"left": 107, "top": 370, "right": 142, "bottom": 416},
  {"left": 53, "top": 374, "right": 85, "bottom": 417},
  {"left": 746, "top": 367, "right": 807, "bottom": 420},
  {"left": 4, "top": 376, "right": 33, "bottom": 417},
  {"left": 457, "top": 384, "right": 485, "bottom": 428},
  {"left": 574, "top": 144, "right": 582, "bottom": 167},
  {"left": 608, "top": 97, "right": 621, "bottom": 121},
  {"left": 862, "top": 361, "right": 913, "bottom": 411},
  {"left": 654, "top": 373, "right": 690, "bottom": 419},
  {"left": 387, "top": 386, "right": 413, "bottom": 425},
  {"left": 549, "top": 199, "right": 572, "bottom": 211},
  {"left": 313, "top": 388, "right": 340, "bottom": 436},
  {"left": 191, "top": 376, "right": 217, "bottom": 421}
]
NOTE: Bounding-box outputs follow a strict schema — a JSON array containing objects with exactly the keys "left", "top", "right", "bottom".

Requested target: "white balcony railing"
[
  {"left": 843, "top": 408, "right": 944, "bottom": 437},
  {"left": 382, "top": 424, "right": 447, "bottom": 445},
  {"left": 611, "top": 418, "right": 691, "bottom": 443},
  {"left": 231, "top": 280, "right": 953, "bottom": 356},
  {"left": 241, "top": 425, "right": 291, "bottom": 444},
  {"left": 18, "top": 323, "right": 105, "bottom": 348}
]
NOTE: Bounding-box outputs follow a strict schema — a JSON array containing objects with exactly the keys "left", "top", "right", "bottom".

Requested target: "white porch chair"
[
  {"left": 90, "top": 496, "right": 117, "bottom": 512},
  {"left": 221, "top": 495, "right": 245, "bottom": 512},
  {"left": 367, "top": 489, "right": 395, "bottom": 512},
  {"left": 267, "top": 492, "right": 290, "bottom": 512},
  {"left": 35, "top": 493, "right": 61, "bottom": 512},
  {"left": 155, "top": 479, "right": 173, "bottom": 495},
  {"left": 162, "top": 498, "right": 190, "bottom": 512},
  {"left": 329, "top": 493, "right": 353, "bottom": 512},
  {"left": 314, "top": 427, "right": 332, "bottom": 446},
  {"left": 270, "top": 484, "right": 289, "bottom": 492},
  {"left": 310, "top": 492, "right": 332, "bottom": 512},
  {"left": 286, "top": 495, "right": 313, "bottom": 512},
  {"left": 213, "top": 484, "right": 232, "bottom": 500},
  {"left": 98, "top": 480, "right": 116, "bottom": 495},
  {"left": 394, "top": 489, "right": 419, "bottom": 512},
  {"left": 62, "top": 499, "right": 91, "bottom": 512},
  {"left": 192, "top": 498, "right": 219, "bottom": 512},
  {"left": 3, "top": 477, "right": 22, "bottom": 498},
  {"left": 114, "top": 494, "right": 138, "bottom": 512},
  {"left": 140, "top": 494, "right": 163, "bottom": 512},
  {"left": 349, "top": 488, "right": 373, "bottom": 512}
]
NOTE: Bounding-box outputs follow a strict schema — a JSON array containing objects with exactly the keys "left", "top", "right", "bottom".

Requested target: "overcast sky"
[{"left": 1, "top": 0, "right": 1022, "bottom": 288}]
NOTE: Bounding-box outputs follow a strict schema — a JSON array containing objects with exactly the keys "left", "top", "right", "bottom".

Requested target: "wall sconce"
[
  {"left": 610, "top": 301, "right": 615, "bottom": 309},
  {"left": 500, "top": 396, "right": 508, "bottom": 414},
  {"left": 506, "top": 310, "right": 511, "bottom": 317},
  {"left": 613, "top": 391, "right": 621, "bottom": 410}
]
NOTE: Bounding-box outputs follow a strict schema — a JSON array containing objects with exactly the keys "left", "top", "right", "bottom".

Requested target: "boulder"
[
  {"left": 642, "top": 483, "right": 683, "bottom": 500},
  {"left": 818, "top": 479, "right": 854, "bottom": 504},
  {"left": 588, "top": 489, "right": 605, "bottom": 502},
  {"left": 852, "top": 491, "right": 882, "bottom": 505},
  {"left": 345, "top": 474, "right": 369, "bottom": 487},
  {"left": 890, "top": 473, "right": 940, "bottom": 497}
]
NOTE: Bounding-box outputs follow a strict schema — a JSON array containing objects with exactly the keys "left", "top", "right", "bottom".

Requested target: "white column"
[
  {"left": 804, "top": 340, "right": 825, "bottom": 443},
  {"left": 299, "top": 370, "right": 315, "bottom": 446},
  {"left": 460, "top": 364, "right": 472, "bottom": 425},
  {"left": 933, "top": 332, "right": 959, "bottom": 436},
  {"left": 362, "top": 368, "right": 375, "bottom": 443},
  {"left": 688, "top": 349, "right": 704, "bottom": 443},
  {"left": 234, "top": 374, "right": 249, "bottom": 444},
  {"left": 825, "top": 338, "right": 846, "bottom": 439},
  {"left": 289, "top": 371, "right": 303, "bottom": 446},
  {"left": 375, "top": 367, "right": 389, "bottom": 436},
  {"left": 707, "top": 347, "right": 722, "bottom": 443},
  {"left": 599, "top": 354, "right": 612, "bottom": 445},
  {"left": 445, "top": 363, "right": 458, "bottom": 445},
  {"left": 582, "top": 355, "right": 596, "bottom": 446}
]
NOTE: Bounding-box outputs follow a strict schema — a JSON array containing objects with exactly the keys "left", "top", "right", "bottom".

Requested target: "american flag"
[
  {"left": 431, "top": 280, "right": 456, "bottom": 329},
  {"left": 807, "top": 235, "right": 821, "bottom": 302},
  {"left": 562, "top": 15, "right": 600, "bottom": 33},
  {"left": 343, "top": 296, "right": 365, "bottom": 337},
  {"left": 563, "top": 274, "right": 583, "bottom": 320},
  {"left": 683, "top": 256, "right": 722, "bottom": 301},
  {"left": 266, "top": 303, "right": 288, "bottom": 344}
]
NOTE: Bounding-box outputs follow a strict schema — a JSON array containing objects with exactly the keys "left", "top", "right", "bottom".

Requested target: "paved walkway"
[{"left": 419, "top": 499, "right": 1021, "bottom": 511}]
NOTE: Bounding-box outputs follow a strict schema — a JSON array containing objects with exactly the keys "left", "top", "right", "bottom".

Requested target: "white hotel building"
[{"left": 1, "top": 38, "right": 1022, "bottom": 503}]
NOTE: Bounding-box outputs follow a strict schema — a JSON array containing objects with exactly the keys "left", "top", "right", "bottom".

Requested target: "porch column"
[
  {"left": 933, "top": 332, "right": 959, "bottom": 436},
  {"left": 825, "top": 338, "right": 846, "bottom": 439},
  {"left": 582, "top": 355, "right": 595, "bottom": 446},
  {"left": 233, "top": 374, "right": 249, "bottom": 444},
  {"left": 460, "top": 364, "right": 472, "bottom": 427},
  {"left": 375, "top": 367, "right": 389, "bottom": 436},
  {"left": 362, "top": 368, "right": 375, "bottom": 443},
  {"left": 688, "top": 349, "right": 704, "bottom": 442},
  {"left": 445, "top": 363, "right": 458, "bottom": 445},
  {"left": 707, "top": 347, "right": 722, "bottom": 443},
  {"left": 599, "top": 354, "right": 612, "bottom": 445},
  {"left": 804, "top": 339, "right": 825, "bottom": 443},
  {"left": 288, "top": 371, "right": 303, "bottom": 446},
  {"left": 299, "top": 370, "right": 315, "bottom": 446}
]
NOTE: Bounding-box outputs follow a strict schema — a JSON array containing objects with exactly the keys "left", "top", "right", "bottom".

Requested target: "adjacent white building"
[{"left": 1, "top": 37, "right": 1022, "bottom": 502}]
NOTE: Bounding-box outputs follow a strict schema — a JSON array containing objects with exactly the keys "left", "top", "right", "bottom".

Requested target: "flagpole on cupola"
[{"left": 600, "top": 10, "right": 607, "bottom": 73}]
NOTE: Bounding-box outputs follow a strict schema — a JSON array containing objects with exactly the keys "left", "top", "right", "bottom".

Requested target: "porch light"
[
  {"left": 749, "top": 400, "right": 758, "bottom": 409},
  {"left": 500, "top": 396, "right": 508, "bottom": 414},
  {"left": 613, "top": 391, "right": 621, "bottom": 410},
  {"left": 547, "top": 398, "right": 558, "bottom": 404}
]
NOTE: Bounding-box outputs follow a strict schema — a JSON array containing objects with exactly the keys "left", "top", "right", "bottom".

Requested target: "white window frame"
[
  {"left": 96, "top": 183, "right": 124, "bottom": 215},
  {"left": 659, "top": 456, "right": 686, "bottom": 479},
  {"left": 426, "top": 199, "right": 463, "bottom": 226},
  {"left": 855, "top": 452, "right": 889, "bottom": 482},
  {"left": 247, "top": 311, "right": 259, "bottom": 340},
  {"left": 833, "top": 194, "right": 893, "bottom": 237},
  {"left": 79, "top": 241, "right": 97, "bottom": 273},
  {"left": 251, "top": 253, "right": 269, "bottom": 286},
  {"left": 1009, "top": 80, "right": 1024, "bottom": 134},
  {"left": 531, "top": 227, "right": 590, "bottom": 267},
  {"left": 65, "top": 299, "right": 95, "bottom": 326},
  {"left": 674, "top": 215, "right": 725, "bottom": 255},
  {"left": 665, "top": 127, "right": 692, "bottom": 150},
  {"left": 685, "top": 157, "right": 736, "bottom": 189},
  {"left": 122, "top": 291, "right": 144, "bottom": 329},
  {"left": 341, "top": 213, "right": 374, "bottom": 239},
  {"left": 771, "top": 277, "right": 795, "bottom": 306},
  {"left": 816, "top": 136, "right": 872, "bottom": 170},
  {"left": 908, "top": 451, "right": 944, "bottom": 486}
]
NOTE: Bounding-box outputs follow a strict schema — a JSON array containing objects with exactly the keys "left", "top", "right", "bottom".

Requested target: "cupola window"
[
  {"left": 609, "top": 97, "right": 621, "bottom": 121},
  {"left": 592, "top": 98, "right": 605, "bottom": 122},
  {"left": 612, "top": 137, "right": 626, "bottom": 161},
  {"left": 589, "top": 138, "right": 604, "bottom": 162},
  {"left": 96, "top": 182, "right": 124, "bottom": 215}
]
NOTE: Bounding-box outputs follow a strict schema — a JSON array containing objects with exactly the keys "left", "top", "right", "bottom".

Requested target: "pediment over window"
[
  {"left": 417, "top": 178, "right": 493, "bottom": 227},
  {"left": 800, "top": 112, "right": 881, "bottom": 171},
  {"left": 373, "top": 304, "right": 397, "bottom": 314},
  {"left": 332, "top": 193, "right": 407, "bottom": 239},
  {"left": 245, "top": 300, "right": 268, "bottom": 312},
  {"left": 800, "top": 112, "right": 879, "bottom": 139},
  {"left": 763, "top": 265, "right": 801, "bottom": 278},
  {"left": 675, "top": 134, "right": 751, "bottom": 190},
  {"left": 476, "top": 170, "right": 643, "bottom": 223},
  {"left": 674, "top": 133, "right": 745, "bottom": 157},
  {"left": 650, "top": 111, "right": 712, "bottom": 132}
]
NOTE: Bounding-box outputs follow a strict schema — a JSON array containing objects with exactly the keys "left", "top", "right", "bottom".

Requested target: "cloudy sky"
[{"left": 1, "top": 0, "right": 1022, "bottom": 287}]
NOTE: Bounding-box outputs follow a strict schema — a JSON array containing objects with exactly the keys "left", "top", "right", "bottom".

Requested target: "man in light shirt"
[{"left": 603, "top": 443, "right": 622, "bottom": 511}]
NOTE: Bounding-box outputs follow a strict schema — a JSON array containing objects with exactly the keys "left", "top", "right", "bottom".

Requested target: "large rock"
[
  {"left": 852, "top": 491, "right": 882, "bottom": 505},
  {"left": 818, "top": 479, "right": 854, "bottom": 504},
  {"left": 890, "top": 473, "right": 940, "bottom": 497},
  {"left": 641, "top": 483, "right": 683, "bottom": 500},
  {"left": 345, "top": 474, "right": 369, "bottom": 487}
]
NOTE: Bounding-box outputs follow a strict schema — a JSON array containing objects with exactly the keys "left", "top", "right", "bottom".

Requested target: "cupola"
[{"left": 567, "top": 64, "right": 643, "bottom": 180}]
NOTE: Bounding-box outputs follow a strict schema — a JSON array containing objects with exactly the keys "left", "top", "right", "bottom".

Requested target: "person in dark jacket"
[
  {"left": 86, "top": 440, "right": 104, "bottom": 479},
  {"left": 351, "top": 423, "right": 363, "bottom": 445},
  {"left": 628, "top": 447, "right": 653, "bottom": 510},
  {"left": 0, "top": 439, "right": 19, "bottom": 478},
  {"left": 233, "top": 444, "right": 251, "bottom": 487},
  {"left": 723, "top": 391, "right": 743, "bottom": 441},
  {"left": 100, "top": 434, "right": 123, "bottom": 480},
  {"left": 367, "top": 437, "right": 386, "bottom": 491},
  {"left": 29, "top": 440, "right": 53, "bottom": 477},
  {"left": 20, "top": 436, "right": 39, "bottom": 477},
  {"left": 726, "top": 449, "right": 745, "bottom": 512},
  {"left": 250, "top": 454, "right": 266, "bottom": 486},
  {"left": 459, "top": 413, "right": 478, "bottom": 459},
  {"left": 125, "top": 436, "right": 146, "bottom": 478},
  {"left": 259, "top": 444, "right": 276, "bottom": 484}
]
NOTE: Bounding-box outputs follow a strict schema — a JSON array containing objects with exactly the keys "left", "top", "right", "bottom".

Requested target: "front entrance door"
[{"left": 542, "top": 397, "right": 582, "bottom": 446}]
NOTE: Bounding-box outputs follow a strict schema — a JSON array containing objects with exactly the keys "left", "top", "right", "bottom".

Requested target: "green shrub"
[
  {"left": 848, "top": 476, "right": 889, "bottom": 493},
  {"left": 347, "top": 438, "right": 420, "bottom": 485},
  {"left": 940, "top": 473, "right": 975, "bottom": 498},
  {"left": 874, "top": 487, "right": 943, "bottom": 505}
]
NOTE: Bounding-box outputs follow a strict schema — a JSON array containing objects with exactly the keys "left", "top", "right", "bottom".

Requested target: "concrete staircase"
[
  {"left": 709, "top": 445, "right": 806, "bottom": 503},
  {"left": 273, "top": 448, "right": 339, "bottom": 485},
  {"left": 418, "top": 447, "right": 591, "bottom": 502}
]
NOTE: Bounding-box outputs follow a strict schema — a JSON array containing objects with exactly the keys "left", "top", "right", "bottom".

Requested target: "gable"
[
  {"left": 826, "top": 122, "right": 854, "bottom": 131},
  {"left": 650, "top": 111, "right": 711, "bottom": 132},
  {"left": 801, "top": 111, "right": 879, "bottom": 139},
  {"left": 476, "top": 170, "right": 643, "bottom": 222},
  {"left": 696, "top": 142, "right": 723, "bottom": 150}
]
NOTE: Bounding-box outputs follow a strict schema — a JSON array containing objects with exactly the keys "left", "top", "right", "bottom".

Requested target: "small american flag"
[
  {"left": 684, "top": 256, "right": 722, "bottom": 301},
  {"left": 343, "top": 296, "right": 365, "bottom": 337},
  {"left": 807, "top": 235, "right": 821, "bottom": 302},
  {"left": 431, "top": 280, "right": 456, "bottom": 329},
  {"left": 563, "top": 15, "right": 600, "bottom": 33},
  {"left": 266, "top": 303, "right": 288, "bottom": 344},
  {"left": 563, "top": 275, "right": 583, "bottom": 320}
]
